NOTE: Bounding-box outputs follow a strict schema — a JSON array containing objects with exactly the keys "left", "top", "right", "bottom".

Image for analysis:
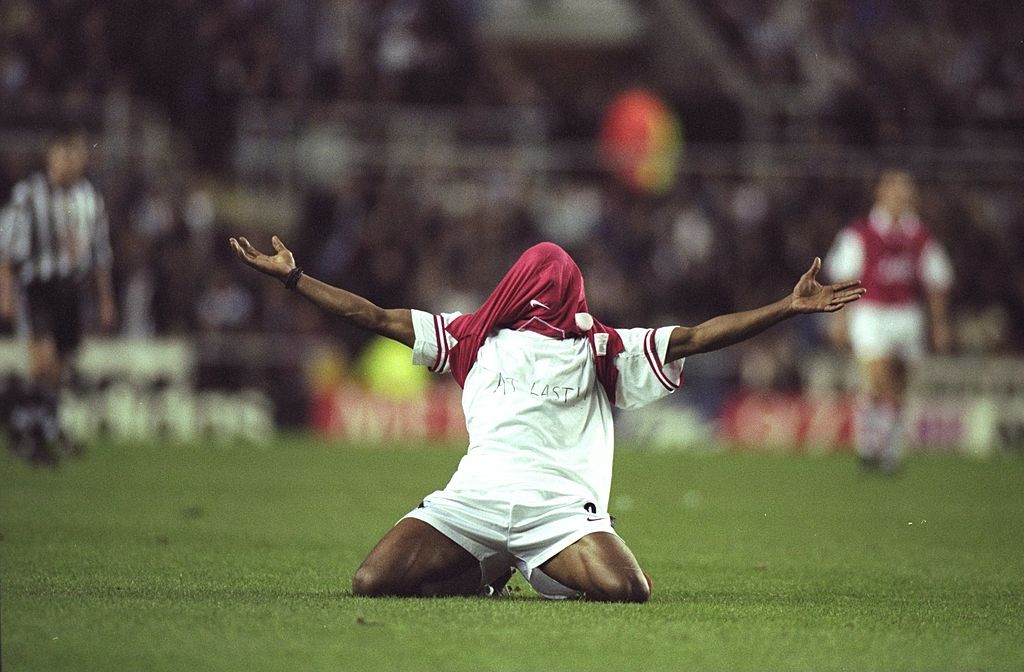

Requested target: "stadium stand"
[{"left": 1, "top": 0, "right": 1022, "bottom": 446}]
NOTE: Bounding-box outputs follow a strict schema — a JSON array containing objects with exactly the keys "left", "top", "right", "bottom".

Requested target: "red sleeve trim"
[
  {"left": 438, "top": 315, "right": 451, "bottom": 373},
  {"left": 644, "top": 328, "right": 677, "bottom": 392},
  {"left": 430, "top": 314, "right": 445, "bottom": 372}
]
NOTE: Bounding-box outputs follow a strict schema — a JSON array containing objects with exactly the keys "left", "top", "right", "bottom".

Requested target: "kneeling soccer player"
[{"left": 231, "top": 236, "right": 864, "bottom": 602}]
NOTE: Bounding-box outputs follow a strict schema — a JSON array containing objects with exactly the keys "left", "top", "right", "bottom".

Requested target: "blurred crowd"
[
  {"left": 702, "top": 0, "right": 1024, "bottom": 143},
  {"left": 9, "top": 0, "right": 1022, "bottom": 149},
  {"left": 2, "top": 0, "right": 1024, "bottom": 388},
  {"left": 1, "top": 0, "right": 537, "bottom": 166},
  {"left": 37, "top": 164, "right": 1018, "bottom": 373}
]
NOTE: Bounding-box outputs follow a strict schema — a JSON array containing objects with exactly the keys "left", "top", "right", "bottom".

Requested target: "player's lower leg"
[
  {"left": 4, "top": 341, "right": 62, "bottom": 466},
  {"left": 878, "top": 403, "right": 905, "bottom": 473},
  {"left": 539, "top": 532, "right": 650, "bottom": 603},
  {"left": 352, "top": 519, "right": 481, "bottom": 597},
  {"left": 419, "top": 565, "right": 488, "bottom": 597},
  {"left": 26, "top": 340, "right": 81, "bottom": 460},
  {"left": 858, "top": 357, "right": 907, "bottom": 472},
  {"left": 854, "top": 398, "right": 891, "bottom": 469}
]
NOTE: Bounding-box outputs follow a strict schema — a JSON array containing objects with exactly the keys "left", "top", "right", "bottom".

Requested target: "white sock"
[
  {"left": 855, "top": 401, "right": 884, "bottom": 461},
  {"left": 526, "top": 568, "right": 582, "bottom": 600},
  {"left": 879, "top": 404, "right": 905, "bottom": 470}
]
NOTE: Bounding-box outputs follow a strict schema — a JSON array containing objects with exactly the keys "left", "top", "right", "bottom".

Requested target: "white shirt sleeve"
[
  {"left": 0, "top": 181, "right": 31, "bottom": 263},
  {"left": 824, "top": 228, "right": 864, "bottom": 282},
  {"left": 613, "top": 327, "right": 684, "bottom": 410},
  {"left": 410, "top": 309, "right": 461, "bottom": 374},
  {"left": 919, "top": 239, "right": 954, "bottom": 291}
]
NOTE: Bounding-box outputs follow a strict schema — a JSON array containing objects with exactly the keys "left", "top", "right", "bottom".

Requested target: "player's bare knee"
[
  {"left": 622, "top": 574, "right": 651, "bottom": 603},
  {"left": 350, "top": 566, "right": 376, "bottom": 597},
  {"left": 592, "top": 571, "right": 650, "bottom": 603},
  {"left": 352, "top": 565, "right": 393, "bottom": 597}
]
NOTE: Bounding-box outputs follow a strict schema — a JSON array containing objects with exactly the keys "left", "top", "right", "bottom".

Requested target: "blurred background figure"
[
  {"left": 825, "top": 170, "right": 954, "bottom": 472},
  {"left": 0, "top": 124, "right": 116, "bottom": 464}
]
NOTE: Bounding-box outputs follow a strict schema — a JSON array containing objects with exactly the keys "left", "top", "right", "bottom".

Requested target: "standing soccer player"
[
  {"left": 825, "top": 170, "right": 954, "bottom": 473},
  {"left": 0, "top": 125, "right": 117, "bottom": 464},
  {"left": 231, "top": 235, "right": 863, "bottom": 602}
]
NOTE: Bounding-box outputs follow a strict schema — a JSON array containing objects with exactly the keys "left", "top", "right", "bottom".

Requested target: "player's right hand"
[{"left": 229, "top": 235, "right": 296, "bottom": 281}]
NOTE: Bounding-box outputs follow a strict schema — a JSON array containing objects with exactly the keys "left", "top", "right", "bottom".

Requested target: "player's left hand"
[
  {"left": 789, "top": 257, "right": 866, "bottom": 314},
  {"left": 230, "top": 235, "right": 296, "bottom": 281}
]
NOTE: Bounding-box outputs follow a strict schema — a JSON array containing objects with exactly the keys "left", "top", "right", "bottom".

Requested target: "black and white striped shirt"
[{"left": 0, "top": 172, "right": 114, "bottom": 284}]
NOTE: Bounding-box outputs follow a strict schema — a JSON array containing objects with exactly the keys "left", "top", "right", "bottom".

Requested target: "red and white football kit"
[
  {"left": 826, "top": 206, "right": 953, "bottom": 360},
  {"left": 396, "top": 243, "right": 683, "bottom": 598},
  {"left": 404, "top": 312, "right": 682, "bottom": 597},
  {"left": 826, "top": 207, "right": 954, "bottom": 470}
]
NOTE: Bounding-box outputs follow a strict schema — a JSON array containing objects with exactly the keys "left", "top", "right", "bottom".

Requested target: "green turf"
[{"left": 2, "top": 437, "right": 1022, "bottom": 672}]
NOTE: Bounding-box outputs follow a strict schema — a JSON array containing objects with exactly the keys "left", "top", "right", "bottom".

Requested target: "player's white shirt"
[{"left": 411, "top": 310, "right": 683, "bottom": 511}]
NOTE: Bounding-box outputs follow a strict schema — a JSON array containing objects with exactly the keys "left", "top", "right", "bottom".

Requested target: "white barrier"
[
  {"left": 4, "top": 337, "right": 1020, "bottom": 453},
  {"left": 0, "top": 337, "right": 275, "bottom": 443},
  {"left": 798, "top": 353, "right": 1024, "bottom": 455}
]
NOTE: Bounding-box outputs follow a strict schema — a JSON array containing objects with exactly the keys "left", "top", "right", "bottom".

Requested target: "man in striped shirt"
[{"left": 0, "top": 125, "right": 117, "bottom": 464}]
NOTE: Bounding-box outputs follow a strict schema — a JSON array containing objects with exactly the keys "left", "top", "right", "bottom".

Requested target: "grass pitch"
[{"left": 2, "top": 437, "right": 1022, "bottom": 671}]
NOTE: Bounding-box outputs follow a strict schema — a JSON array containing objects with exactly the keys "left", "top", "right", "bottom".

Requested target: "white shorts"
[
  {"left": 847, "top": 303, "right": 926, "bottom": 361},
  {"left": 402, "top": 489, "right": 617, "bottom": 599}
]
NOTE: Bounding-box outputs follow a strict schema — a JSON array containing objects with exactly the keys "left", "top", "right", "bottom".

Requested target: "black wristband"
[{"left": 283, "top": 266, "right": 304, "bottom": 290}]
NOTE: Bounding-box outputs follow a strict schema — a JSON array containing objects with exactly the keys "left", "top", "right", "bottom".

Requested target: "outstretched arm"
[
  {"left": 666, "top": 257, "right": 864, "bottom": 362},
  {"left": 229, "top": 235, "right": 415, "bottom": 347}
]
